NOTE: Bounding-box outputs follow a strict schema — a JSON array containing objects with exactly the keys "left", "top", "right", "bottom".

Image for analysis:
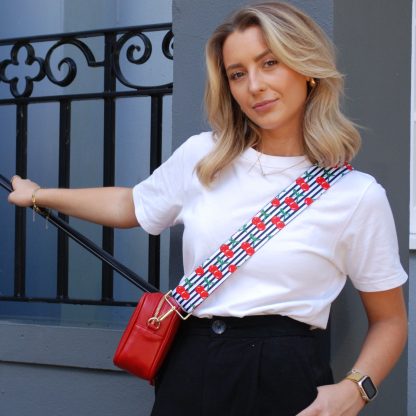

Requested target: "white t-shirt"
[{"left": 133, "top": 131, "right": 408, "bottom": 328}]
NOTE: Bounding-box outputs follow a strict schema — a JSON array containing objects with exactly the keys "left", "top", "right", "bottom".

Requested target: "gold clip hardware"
[{"left": 147, "top": 290, "right": 192, "bottom": 330}]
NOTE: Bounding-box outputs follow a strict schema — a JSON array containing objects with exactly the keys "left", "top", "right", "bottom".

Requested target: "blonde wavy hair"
[{"left": 197, "top": 1, "right": 361, "bottom": 186}]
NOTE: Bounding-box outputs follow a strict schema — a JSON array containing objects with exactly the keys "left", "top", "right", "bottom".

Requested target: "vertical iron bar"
[
  {"left": 102, "top": 32, "right": 117, "bottom": 301},
  {"left": 148, "top": 95, "right": 163, "bottom": 289},
  {"left": 57, "top": 99, "right": 71, "bottom": 299},
  {"left": 14, "top": 104, "right": 28, "bottom": 297}
]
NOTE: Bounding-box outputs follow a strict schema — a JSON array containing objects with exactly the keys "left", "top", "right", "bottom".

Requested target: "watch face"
[{"left": 361, "top": 377, "right": 378, "bottom": 400}]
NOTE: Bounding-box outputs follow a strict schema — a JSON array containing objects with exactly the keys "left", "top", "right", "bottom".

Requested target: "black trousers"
[{"left": 151, "top": 315, "right": 333, "bottom": 416}]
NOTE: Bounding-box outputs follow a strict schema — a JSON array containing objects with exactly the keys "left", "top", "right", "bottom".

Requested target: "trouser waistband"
[{"left": 182, "top": 314, "right": 313, "bottom": 337}]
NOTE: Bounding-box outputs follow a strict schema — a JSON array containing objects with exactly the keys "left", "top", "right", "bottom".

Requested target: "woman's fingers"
[{"left": 10, "top": 174, "right": 21, "bottom": 188}]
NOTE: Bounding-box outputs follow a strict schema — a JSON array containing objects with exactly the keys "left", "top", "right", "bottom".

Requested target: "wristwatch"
[{"left": 345, "top": 369, "right": 378, "bottom": 402}]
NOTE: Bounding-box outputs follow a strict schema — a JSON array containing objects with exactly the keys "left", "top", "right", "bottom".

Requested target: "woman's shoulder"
[
  {"left": 341, "top": 169, "right": 376, "bottom": 187},
  {"left": 181, "top": 131, "right": 215, "bottom": 150},
  {"left": 334, "top": 168, "right": 389, "bottom": 210},
  {"left": 178, "top": 131, "right": 216, "bottom": 163}
]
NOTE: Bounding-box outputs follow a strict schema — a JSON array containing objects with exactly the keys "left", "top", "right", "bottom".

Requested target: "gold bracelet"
[{"left": 31, "top": 187, "right": 41, "bottom": 213}]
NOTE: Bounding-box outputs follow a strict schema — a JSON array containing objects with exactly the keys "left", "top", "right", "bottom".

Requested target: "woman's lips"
[{"left": 252, "top": 98, "right": 278, "bottom": 111}]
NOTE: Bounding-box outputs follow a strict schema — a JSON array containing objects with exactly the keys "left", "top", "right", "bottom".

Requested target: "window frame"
[{"left": 411, "top": 0, "right": 416, "bottom": 249}]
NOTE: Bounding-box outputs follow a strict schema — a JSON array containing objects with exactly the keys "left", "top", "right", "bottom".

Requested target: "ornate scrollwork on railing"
[
  {"left": 113, "top": 29, "right": 173, "bottom": 91},
  {"left": 0, "top": 25, "right": 173, "bottom": 99},
  {"left": 0, "top": 42, "right": 46, "bottom": 97},
  {"left": 44, "top": 38, "right": 103, "bottom": 87},
  {"left": 113, "top": 31, "right": 152, "bottom": 90}
]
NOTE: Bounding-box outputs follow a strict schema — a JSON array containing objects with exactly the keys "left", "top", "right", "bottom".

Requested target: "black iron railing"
[
  {"left": 0, "top": 24, "right": 173, "bottom": 306},
  {"left": 0, "top": 174, "right": 158, "bottom": 305}
]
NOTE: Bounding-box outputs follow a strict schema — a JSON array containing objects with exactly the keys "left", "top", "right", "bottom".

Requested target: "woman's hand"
[
  {"left": 8, "top": 175, "right": 40, "bottom": 207},
  {"left": 296, "top": 380, "right": 366, "bottom": 416}
]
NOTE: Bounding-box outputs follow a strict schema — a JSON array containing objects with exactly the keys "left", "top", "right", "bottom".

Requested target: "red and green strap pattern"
[{"left": 172, "top": 163, "right": 353, "bottom": 313}]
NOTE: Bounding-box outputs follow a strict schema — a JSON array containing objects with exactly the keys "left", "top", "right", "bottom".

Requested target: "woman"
[{"left": 8, "top": 2, "right": 407, "bottom": 415}]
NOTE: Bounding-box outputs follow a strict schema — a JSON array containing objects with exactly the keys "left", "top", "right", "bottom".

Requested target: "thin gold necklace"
[{"left": 255, "top": 152, "right": 307, "bottom": 176}]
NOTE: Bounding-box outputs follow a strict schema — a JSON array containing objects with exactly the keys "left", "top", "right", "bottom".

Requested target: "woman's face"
[{"left": 222, "top": 25, "right": 309, "bottom": 154}]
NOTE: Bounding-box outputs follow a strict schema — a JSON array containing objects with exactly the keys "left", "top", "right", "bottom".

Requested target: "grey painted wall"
[
  {"left": 333, "top": 1, "right": 411, "bottom": 415},
  {"left": 0, "top": 362, "right": 153, "bottom": 416},
  {"left": 0, "top": 322, "right": 154, "bottom": 416}
]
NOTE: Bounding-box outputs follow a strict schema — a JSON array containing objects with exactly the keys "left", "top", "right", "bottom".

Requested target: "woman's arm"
[
  {"left": 8, "top": 176, "right": 139, "bottom": 229},
  {"left": 297, "top": 286, "right": 407, "bottom": 416},
  {"left": 352, "top": 287, "right": 408, "bottom": 385}
]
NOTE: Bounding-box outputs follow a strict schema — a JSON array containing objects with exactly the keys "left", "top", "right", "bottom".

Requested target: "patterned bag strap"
[{"left": 171, "top": 163, "right": 353, "bottom": 314}]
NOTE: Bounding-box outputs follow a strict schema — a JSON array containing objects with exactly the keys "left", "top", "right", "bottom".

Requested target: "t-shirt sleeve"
[
  {"left": 132, "top": 144, "right": 186, "bottom": 235},
  {"left": 339, "top": 181, "right": 408, "bottom": 292}
]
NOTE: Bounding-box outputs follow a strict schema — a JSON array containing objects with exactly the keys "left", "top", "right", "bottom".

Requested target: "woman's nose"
[{"left": 248, "top": 71, "right": 266, "bottom": 94}]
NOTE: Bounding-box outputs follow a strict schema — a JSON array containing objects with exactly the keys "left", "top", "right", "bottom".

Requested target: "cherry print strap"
[{"left": 171, "top": 163, "right": 353, "bottom": 314}]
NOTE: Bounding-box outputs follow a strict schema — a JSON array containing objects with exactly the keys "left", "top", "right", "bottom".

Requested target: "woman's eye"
[
  {"left": 264, "top": 59, "right": 278, "bottom": 68},
  {"left": 230, "top": 71, "right": 245, "bottom": 81}
]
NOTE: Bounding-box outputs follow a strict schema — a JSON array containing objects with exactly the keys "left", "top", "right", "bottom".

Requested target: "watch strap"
[{"left": 346, "top": 370, "right": 365, "bottom": 383}]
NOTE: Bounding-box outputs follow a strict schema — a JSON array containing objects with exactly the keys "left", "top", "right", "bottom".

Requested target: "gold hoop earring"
[{"left": 309, "top": 78, "right": 317, "bottom": 88}]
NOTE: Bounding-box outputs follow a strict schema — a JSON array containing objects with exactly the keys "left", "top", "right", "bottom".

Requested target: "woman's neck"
[
  {"left": 258, "top": 127, "right": 304, "bottom": 156},
  {"left": 256, "top": 135, "right": 304, "bottom": 156}
]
